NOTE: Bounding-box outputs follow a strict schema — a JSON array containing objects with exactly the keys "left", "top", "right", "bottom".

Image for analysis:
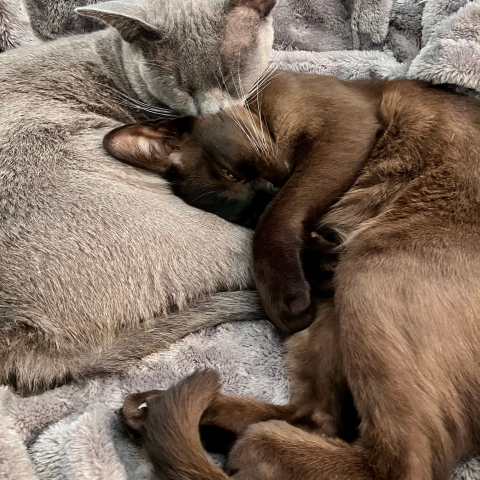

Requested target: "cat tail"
[
  {"left": 80, "top": 290, "right": 265, "bottom": 377},
  {"left": 143, "top": 370, "right": 231, "bottom": 480},
  {"left": 4, "top": 291, "right": 265, "bottom": 394}
]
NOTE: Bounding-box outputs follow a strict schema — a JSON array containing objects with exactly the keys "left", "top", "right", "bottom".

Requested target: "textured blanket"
[
  {"left": 2, "top": 0, "right": 480, "bottom": 479},
  {"left": 273, "top": 0, "right": 480, "bottom": 94}
]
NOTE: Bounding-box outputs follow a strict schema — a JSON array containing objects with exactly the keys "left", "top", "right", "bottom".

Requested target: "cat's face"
[
  {"left": 104, "top": 108, "right": 291, "bottom": 228},
  {"left": 77, "top": 0, "right": 276, "bottom": 116}
]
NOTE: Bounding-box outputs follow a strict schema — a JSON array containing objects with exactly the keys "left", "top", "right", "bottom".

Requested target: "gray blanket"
[{"left": 2, "top": 0, "right": 480, "bottom": 479}]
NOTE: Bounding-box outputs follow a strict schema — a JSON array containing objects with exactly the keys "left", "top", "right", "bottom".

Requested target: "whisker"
[
  {"left": 87, "top": 79, "right": 179, "bottom": 119},
  {"left": 113, "top": 90, "right": 179, "bottom": 118},
  {"left": 239, "top": 72, "right": 267, "bottom": 156},
  {"left": 234, "top": 53, "right": 266, "bottom": 155},
  {"left": 189, "top": 190, "right": 217, "bottom": 205},
  {"left": 215, "top": 70, "right": 262, "bottom": 157},
  {"left": 227, "top": 59, "right": 263, "bottom": 156},
  {"left": 254, "top": 78, "right": 275, "bottom": 158}
]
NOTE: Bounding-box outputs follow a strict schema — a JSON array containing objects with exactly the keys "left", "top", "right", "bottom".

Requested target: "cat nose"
[
  {"left": 199, "top": 104, "right": 221, "bottom": 115},
  {"left": 194, "top": 96, "right": 221, "bottom": 116},
  {"left": 267, "top": 182, "right": 279, "bottom": 194},
  {"left": 253, "top": 179, "right": 278, "bottom": 195}
]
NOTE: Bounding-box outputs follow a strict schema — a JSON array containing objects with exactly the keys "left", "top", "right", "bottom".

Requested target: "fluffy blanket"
[
  {"left": 273, "top": 0, "right": 480, "bottom": 94},
  {"left": 2, "top": 0, "right": 480, "bottom": 479}
]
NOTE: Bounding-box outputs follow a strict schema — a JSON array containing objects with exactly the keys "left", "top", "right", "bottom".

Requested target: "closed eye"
[{"left": 221, "top": 167, "right": 240, "bottom": 182}]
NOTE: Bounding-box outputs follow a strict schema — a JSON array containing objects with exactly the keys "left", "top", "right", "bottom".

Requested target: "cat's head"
[
  {"left": 77, "top": 0, "right": 276, "bottom": 116},
  {"left": 103, "top": 109, "right": 291, "bottom": 228}
]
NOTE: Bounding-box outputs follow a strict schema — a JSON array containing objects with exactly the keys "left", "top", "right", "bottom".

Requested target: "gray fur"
[
  {"left": 0, "top": 312, "right": 287, "bottom": 480},
  {"left": 0, "top": 0, "right": 40, "bottom": 51},
  {"left": 75, "top": 0, "right": 274, "bottom": 116},
  {"left": 0, "top": 0, "right": 277, "bottom": 393},
  {"left": 3, "top": 0, "right": 480, "bottom": 478},
  {"left": 25, "top": 0, "right": 106, "bottom": 40}
]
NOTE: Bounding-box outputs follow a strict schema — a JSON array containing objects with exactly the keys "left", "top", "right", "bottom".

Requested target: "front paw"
[
  {"left": 268, "top": 285, "right": 313, "bottom": 334},
  {"left": 253, "top": 224, "right": 315, "bottom": 334},
  {"left": 254, "top": 260, "right": 314, "bottom": 334}
]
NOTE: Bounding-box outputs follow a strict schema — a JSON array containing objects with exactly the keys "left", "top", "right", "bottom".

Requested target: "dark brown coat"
[{"left": 117, "top": 73, "right": 480, "bottom": 480}]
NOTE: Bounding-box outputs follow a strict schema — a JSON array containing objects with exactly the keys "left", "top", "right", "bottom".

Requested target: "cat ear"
[
  {"left": 231, "top": 0, "right": 277, "bottom": 18},
  {"left": 75, "top": 1, "right": 159, "bottom": 42},
  {"left": 103, "top": 121, "right": 190, "bottom": 176}
]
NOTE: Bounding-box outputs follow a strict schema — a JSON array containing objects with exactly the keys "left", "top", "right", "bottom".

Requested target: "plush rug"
[{"left": 1, "top": 0, "right": 480, "bottom": 478}]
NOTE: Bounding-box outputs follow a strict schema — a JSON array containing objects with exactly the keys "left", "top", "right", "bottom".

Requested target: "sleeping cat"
[
  {"left": 105, "top": 71, "right": 378, "bottom": 331},
  {"left": 0, "top": 0, "right": 276, "bottom": 393},
  {"left": 107, "top": 72, "right": 480, "bottom": 480}
]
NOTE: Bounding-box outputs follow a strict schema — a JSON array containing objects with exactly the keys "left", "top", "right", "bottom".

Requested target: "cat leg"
[
  {"left": 253, "top": 115, "right": 379, "bottom": 334},
  {"left": 226, "top": 420, "right": 371, "bottom": 480},
  {"left": 227, "top": 228, "right": 477, "bottom": 480},
  {"left": 331, "top": 230, "right": 475, "bottom": 479},
  {"left": 286, "top": 300, "right": 357, "bottom": 440},
  {"left": 198, "top": 299, "right": 352, "bottom": 440},
  {"left": 200, "top": 395, "right": 296, "bottom": 435},
  {"left": 120, "top": 381, "right": 296, "bottom": 439}
]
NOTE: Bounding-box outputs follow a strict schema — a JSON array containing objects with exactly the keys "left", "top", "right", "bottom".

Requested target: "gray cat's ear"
[
  {"left": 103, "top": 121, "right": 190, "bottom": 176},
  {"left": 231, "top": 0, "right": 277, "bottom": 18},
  {"left": 76, "top": 1, "right": 159, "bottom": 42}
]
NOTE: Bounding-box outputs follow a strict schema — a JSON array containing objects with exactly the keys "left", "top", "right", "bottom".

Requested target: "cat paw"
[
  {"left": 253, "top": 229, "right": 315, "bottom": 334},
  {"left": 119, "top": 389, "right": 164, "bottom": 441},
  {"left": 257, "top": 277, "right": 314, "bottom": 334}
]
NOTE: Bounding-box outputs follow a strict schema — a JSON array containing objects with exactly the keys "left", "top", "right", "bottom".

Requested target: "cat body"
[
  {"left": 111, "top": 73, "right": 480, "bottom": 479},
  {"left": 106, "top": 71, "right": 383, "bottom": 331},
  {"left": 0, "top": 0, "right": 277, "bottom": 393}
]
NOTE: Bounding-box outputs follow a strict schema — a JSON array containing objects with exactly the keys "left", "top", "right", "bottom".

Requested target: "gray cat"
[{"left": 0, "top": 0, "right": 276, "bottom": 393}]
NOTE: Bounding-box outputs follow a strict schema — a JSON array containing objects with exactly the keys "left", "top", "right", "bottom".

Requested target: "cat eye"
[{"left": 221, "top": 167, "right": 239, "bottom": 182}]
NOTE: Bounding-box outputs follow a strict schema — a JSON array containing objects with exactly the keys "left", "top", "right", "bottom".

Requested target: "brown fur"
[
  {"left": 116, "top": 74, "right": 480, "bottom": 480},
  {"left": 120, "top": 371, "right": 231, "bottom": 480},
  {"left": 104, "top": 72, "right": 383, "bottom": 330}
]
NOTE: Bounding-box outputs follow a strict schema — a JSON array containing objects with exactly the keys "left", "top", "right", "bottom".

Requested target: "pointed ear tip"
[
  {"left": 231, "top": 0, "right": 277, "bottom": 17},
  {"left": 75, "top": 6, "right": 96, "bottom": 16}
]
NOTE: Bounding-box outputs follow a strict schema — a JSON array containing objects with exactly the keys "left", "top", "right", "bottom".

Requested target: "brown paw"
[
  {"left": 257, "top": 277, "right": 314, "bottom": 335},
  {"left": 119, "top": 389, "right": 164, "bottom": 441},
  {"left": 253, "top": 230, "right": 315, "bottom": 334}
]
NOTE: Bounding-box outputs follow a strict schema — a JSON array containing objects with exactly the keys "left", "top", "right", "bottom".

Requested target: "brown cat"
[
  {"left": 108, "top": 72, "right": 480, "bottom": 480},
  {"left": 105, "top": 72, "right": 380, "bottom": 332}
]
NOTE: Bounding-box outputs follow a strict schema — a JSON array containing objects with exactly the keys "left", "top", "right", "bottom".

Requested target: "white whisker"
[
  {"left": 215, "top": 70, "right": 262, "bottom": 157},
  {"left": 189, "top": 190, "right": 216, "bottom": 205},
  {"left": 227, "top": 57, "right": 264, "bottom": 156}
]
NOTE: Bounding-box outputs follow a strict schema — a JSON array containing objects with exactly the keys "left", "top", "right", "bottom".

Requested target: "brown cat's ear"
[
  {"left": 231, "top": 0, "right": 277, "bottom": 18},
  {"left": 76, "top": 1, "right": 160, "bottom": 43},
  {"left": 103, "top": 120, "right": 191, "bottom": 176}
]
